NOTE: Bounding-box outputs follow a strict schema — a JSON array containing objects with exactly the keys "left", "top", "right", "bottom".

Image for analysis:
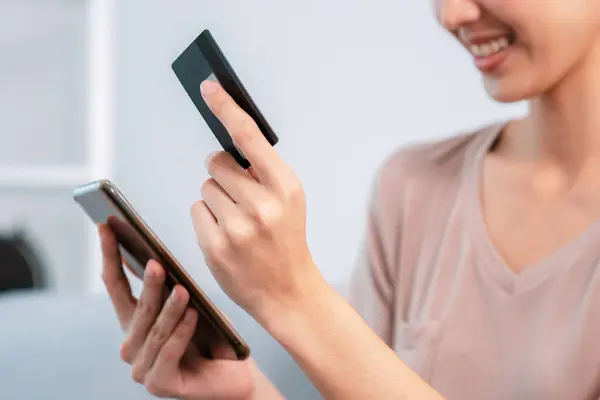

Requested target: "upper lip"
[{"left": 461, "top": 32, "right": 512, "bottom": 46}]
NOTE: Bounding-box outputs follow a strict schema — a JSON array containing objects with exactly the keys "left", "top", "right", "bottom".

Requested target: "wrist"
[{"left": 259, "top": 270, "right": 335, "bottom": 346}]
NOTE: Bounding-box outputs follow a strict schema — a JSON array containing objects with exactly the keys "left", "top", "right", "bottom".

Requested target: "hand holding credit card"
[
  {"left": 172, "top": 29, "right": 279, "bottom": 169},
  {"left": 189, "top": 74, "right": 320, "bottom": 324},
  {"left": 173, "top": 31, "right": 322, "bottom": 331}
]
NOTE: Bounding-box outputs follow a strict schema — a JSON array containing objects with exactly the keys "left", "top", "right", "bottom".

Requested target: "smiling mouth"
[{"left": 469, "top": 33, "right": 516, "bottom": 58}]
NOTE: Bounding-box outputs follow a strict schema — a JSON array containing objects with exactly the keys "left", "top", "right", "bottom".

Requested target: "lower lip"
[{"left": 474, "top": 46, "right": 512, "bottom": 73}]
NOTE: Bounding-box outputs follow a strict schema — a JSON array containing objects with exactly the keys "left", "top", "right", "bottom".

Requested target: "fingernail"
[
  {"left": 200, "top": 80, "right": 218, "bottom": 97},
  {"left": 145, "top": 261, "right": 154, "bottom": 275},
  {"left": 144, "top": 266, "right": 155, "bottom": 279},
  {"left": 145, "top": 261, "right": 162, "bottom": 279}
]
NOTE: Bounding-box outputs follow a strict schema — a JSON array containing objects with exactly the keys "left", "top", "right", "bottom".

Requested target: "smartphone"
[
  {"left": 171, "top": 29, "right": 278, "bottom": 169},
  {"left": 73, "top": 179, "right": 250, "bottom": 361}
]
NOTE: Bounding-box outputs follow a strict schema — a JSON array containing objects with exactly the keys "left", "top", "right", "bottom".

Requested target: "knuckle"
[
  {"left": 159, "top": 342, "right": 179, "bottom": 365},
  {"left": 254, "top": 199, "right": 283, "bottom": 228},
  {"left": 120, "top": 340, "right": 133, "bottom": 364},
  {"left": 227, "top": 220, "right": 257, "bottom": 245},
  {"left": 137, "top": 298, "right": 155, "bottom": 320},
  {"left": 149, "top": 325, "right": 170, "bottom": 347},
  {"left": 144, "top": 380, "right": 171, "bottom": 398},
  {"left": 200, "top": 178, "right": 216, "bottom": 197},
  {"left": 130, "top": 365, "right": 145, "bottom": 384},
  {"left": 232, "top": 118, "right": 256, "bottom": 145},
  {"left": 213, "top": 150, "right": 229, "bottom": 165},
  {"left": 161, "top": 344, "right": 177, "bottom": 363},
  {"left": 211, "top": 95, "right": 227, "bottom": 116},
  {"left": 189, "top": 199, "right": 204, "bottom": 218},
  {"left": 280, "top": 175, "right": 304, "bottom": 201},
  {"left": 205, "top": 154, "right": 221, "bottom": 175},
  {"left": 288, "top": 177, "right": 304, "bottom": 198}
]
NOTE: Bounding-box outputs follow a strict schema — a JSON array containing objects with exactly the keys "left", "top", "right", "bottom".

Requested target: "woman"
[{"left": 100, "top": 0, "right": 600, "bottom": 398}]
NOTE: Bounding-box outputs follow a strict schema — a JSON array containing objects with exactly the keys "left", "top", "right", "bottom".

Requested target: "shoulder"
[
  {"left": 367, "top": 121, "right": 502, "bottom": 222},
  {"left": 372, "top": 122, "right": 500, "bottom": 201}
]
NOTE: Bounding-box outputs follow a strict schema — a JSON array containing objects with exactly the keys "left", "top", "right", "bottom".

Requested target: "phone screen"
[{"left": 74, "top": 186, "right": 157, "bottom": 280}]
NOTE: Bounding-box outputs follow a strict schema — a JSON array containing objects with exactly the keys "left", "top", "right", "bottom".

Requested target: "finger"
[
  {"left": 190, "top": 199, "right": 225, "bottom": 255},
  {"left": 200, "top": 178, "right": 245, "bottom": 224},
  {"left": 99, "top": 224, "right": 136, "bottom": 330},
  {"left": 200, "top": 80, "right": 287, "bottom": 187},
  {"left": 120, "top": 260, "right": 165, "bottom": 364},
  {"left": 142, "top": 308, "right": 199, "bottom": 399},
  {"left": 131, "top": 286, "right": 190, "bottom": 382},
  {"left": 151, "top": 307, "right": 198, "bottom": 377},
  {"left": 205, "top": 151, "right": 270, "bottom": 207}
]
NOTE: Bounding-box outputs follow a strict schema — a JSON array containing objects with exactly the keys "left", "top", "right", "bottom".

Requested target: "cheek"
[
  {"left": 521, "top": 19, "right": 597, "bottom": 78},
  {"left": 510, "top": 0, "right": 599, "bottom": 65},
  {"left": 484, "top": 24, "right": 597, "bottom": 102}
]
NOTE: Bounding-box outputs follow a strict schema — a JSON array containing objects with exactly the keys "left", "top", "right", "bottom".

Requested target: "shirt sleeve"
[{"left": 347, "top": 165, "right": 398, "bottom": 347}]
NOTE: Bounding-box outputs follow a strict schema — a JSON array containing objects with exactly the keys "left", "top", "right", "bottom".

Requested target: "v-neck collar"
[{"left": 461, "top": 121, "right": 600, "bottom": 295}]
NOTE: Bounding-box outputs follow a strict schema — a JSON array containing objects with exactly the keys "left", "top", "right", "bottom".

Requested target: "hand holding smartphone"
[{"left": 74, "top": 179, "right": 250, "bottom": 361}]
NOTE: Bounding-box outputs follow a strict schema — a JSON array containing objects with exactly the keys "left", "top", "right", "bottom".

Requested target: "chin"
[{"left": 481, "top": 74, "right": 541, "bottom": 103}]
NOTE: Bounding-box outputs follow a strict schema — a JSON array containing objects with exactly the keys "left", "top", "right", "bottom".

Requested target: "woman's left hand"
[{"left": 190, "top": 80, "right": 324, "bottom": 324}]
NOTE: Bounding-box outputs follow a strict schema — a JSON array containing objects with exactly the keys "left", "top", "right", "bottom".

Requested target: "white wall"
[
  {"left": 0, "top": 1, "right": 88, "bottom": 293},
  {"left": 112, "top": 0, "right": 527, "bottom": 297},
  {"left": 0, "top": 0, "right": 528, "bottom": 296},
  {"left": 0, "top": 1, "right": 87, "bottom": 167}
]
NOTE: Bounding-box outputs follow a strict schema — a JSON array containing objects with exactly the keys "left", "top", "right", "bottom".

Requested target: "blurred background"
[{"left": 0, "top": 0, "right": 527, "bottom": 399}]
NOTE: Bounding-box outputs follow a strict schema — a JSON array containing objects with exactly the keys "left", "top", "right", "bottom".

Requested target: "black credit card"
[{"left": 172, "top": 29, "right": 278, "bottom": 169}]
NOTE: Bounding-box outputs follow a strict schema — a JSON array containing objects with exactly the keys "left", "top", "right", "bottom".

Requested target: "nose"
[{"left": 434, "top": 0, "right": 481, "bottom": 32}]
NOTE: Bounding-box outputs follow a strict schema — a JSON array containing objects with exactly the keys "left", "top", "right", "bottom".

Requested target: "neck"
[{"left": 525, "top": 38, "right": 600, "bottom": 173}]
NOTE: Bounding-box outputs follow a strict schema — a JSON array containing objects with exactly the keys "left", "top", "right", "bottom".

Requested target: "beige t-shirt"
[{"left": 349, "top": 122, "right": 600, "bottom": 400}]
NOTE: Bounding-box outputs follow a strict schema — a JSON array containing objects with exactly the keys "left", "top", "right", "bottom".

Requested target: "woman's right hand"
[{"left": 99, "top": 225, "right": 255, "bottom": 400}]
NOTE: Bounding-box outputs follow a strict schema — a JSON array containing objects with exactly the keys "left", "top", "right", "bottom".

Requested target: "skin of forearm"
[{"left": 259, "top": 278, "right": 445, "bottom": 400}]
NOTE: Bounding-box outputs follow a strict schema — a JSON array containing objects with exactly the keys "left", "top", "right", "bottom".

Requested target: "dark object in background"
[{"left": 0, "top": 229, "right": 48, "bottom": 293}]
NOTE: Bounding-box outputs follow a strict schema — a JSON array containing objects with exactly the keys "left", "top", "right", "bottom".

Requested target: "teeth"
[{"left": 470, "top": 35, "right": 512, "bottom": 58}]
